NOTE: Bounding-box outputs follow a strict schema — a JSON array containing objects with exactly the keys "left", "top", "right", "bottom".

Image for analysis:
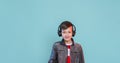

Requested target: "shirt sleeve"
[
  {"left": 48, "top": 43, "right": 58, "bottom": 63},
  {"left": 79, "top": 45, "right": 85, "bottom": 63}
]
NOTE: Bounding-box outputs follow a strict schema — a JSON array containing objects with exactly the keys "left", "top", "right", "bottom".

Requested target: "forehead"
[{"left": 62, "top": 26, "right": 72, "bottom": 31}]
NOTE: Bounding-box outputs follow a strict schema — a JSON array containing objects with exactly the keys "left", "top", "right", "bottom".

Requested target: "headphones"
[{"left": 57, "top": 21, "right": 76, "bottom": 37}]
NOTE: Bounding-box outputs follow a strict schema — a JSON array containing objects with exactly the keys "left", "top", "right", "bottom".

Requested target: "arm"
[
  {"left": 79, "top": 45, "right": 85, "bottom": 63},
  {"left": 48, "top": 43, "right": 58, "bottom": 63}
]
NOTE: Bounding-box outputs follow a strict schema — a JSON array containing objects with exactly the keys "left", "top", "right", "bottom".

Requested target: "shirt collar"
[{"left": 60, "top": 38, "right": 75, "bottom": 46}]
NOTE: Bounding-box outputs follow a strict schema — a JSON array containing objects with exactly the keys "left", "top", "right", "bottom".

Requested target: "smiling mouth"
[{"left": 65, "top": 37, "right": 70, "bottom": 39}]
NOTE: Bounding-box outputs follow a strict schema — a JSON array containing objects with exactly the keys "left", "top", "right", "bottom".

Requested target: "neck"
[{"left": 65, "top": 40, "right": 72, "bottom": 45}]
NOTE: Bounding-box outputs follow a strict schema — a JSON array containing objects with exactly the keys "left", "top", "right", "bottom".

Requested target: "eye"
[
  {"left": 62, "top": 31, "right": 66, "bottom": 34},
  {"left": 68, "top": 31, "right": 72, "bottom": 33}
]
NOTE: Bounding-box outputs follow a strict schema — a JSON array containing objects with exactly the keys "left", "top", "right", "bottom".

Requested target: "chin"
[{"left": 64, "top": 38, "right": 71, "bottom": 41}]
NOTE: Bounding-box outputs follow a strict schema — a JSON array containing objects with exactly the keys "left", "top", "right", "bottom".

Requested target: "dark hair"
[
  {"left": 58, "top": 21, "right": 76, "bottom": 37},
  {"left": 60, "top": 21, "right": 73, "bottom": 30}
]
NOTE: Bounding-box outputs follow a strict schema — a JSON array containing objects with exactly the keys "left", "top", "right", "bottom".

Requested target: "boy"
[{"left": 48, "top": 21, "right": 85, "bottom": 63}]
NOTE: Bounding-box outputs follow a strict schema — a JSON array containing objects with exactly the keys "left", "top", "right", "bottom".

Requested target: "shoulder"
[
  {"left": 52, "top": 41, "right": 61, "bottom": 47},
  {"left": 74, "top": 42, "right": 83, "bottom": 49},
  {"left": 53, "top": 41, "right": 61, "bottom": 45}
]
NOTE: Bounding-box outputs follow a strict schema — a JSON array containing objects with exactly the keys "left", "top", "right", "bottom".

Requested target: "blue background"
[{"left": 0, "top": 0, "right": 120, "bottom": 63}]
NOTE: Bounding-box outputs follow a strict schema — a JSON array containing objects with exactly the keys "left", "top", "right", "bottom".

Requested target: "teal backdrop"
[{"left": 0, "top": 0, "right": 120, "bottom": 63}]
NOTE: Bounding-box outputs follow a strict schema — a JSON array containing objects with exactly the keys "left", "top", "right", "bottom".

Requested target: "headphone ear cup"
[
  {"left": 59, "top": 32, "right": 62, "bottom": 36},
  {"left": 72, "top": 31, "right": 75, "bottom": 36},
  {"left": 72, "top": 24, "right": 76, "bottom": 37},
  {"left": 58, "top": 31, "right": 62, "bottom": 36},
  {"left": 58, "top": 25, "right": 62, "bottom": 37}
]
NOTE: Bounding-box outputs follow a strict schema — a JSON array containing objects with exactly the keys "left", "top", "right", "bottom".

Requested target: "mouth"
[{"left": 64, "top": 37, "right": 70, "bottom": 39}]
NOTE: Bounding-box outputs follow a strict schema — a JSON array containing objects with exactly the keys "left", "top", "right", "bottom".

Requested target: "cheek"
[
  {"left": 69, "top": 33, "right": 73, "bottom": 37},
  {"left": 69, "top": 31, "right": 73, "bottom": 36},
  {"left": 61, "top": 33, "right": 65, "bottom": 37}
]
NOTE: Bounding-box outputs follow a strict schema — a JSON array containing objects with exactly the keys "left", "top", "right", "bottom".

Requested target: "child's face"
[{"left": 61, "top": 26, "right": 73, "bottom": 42}]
